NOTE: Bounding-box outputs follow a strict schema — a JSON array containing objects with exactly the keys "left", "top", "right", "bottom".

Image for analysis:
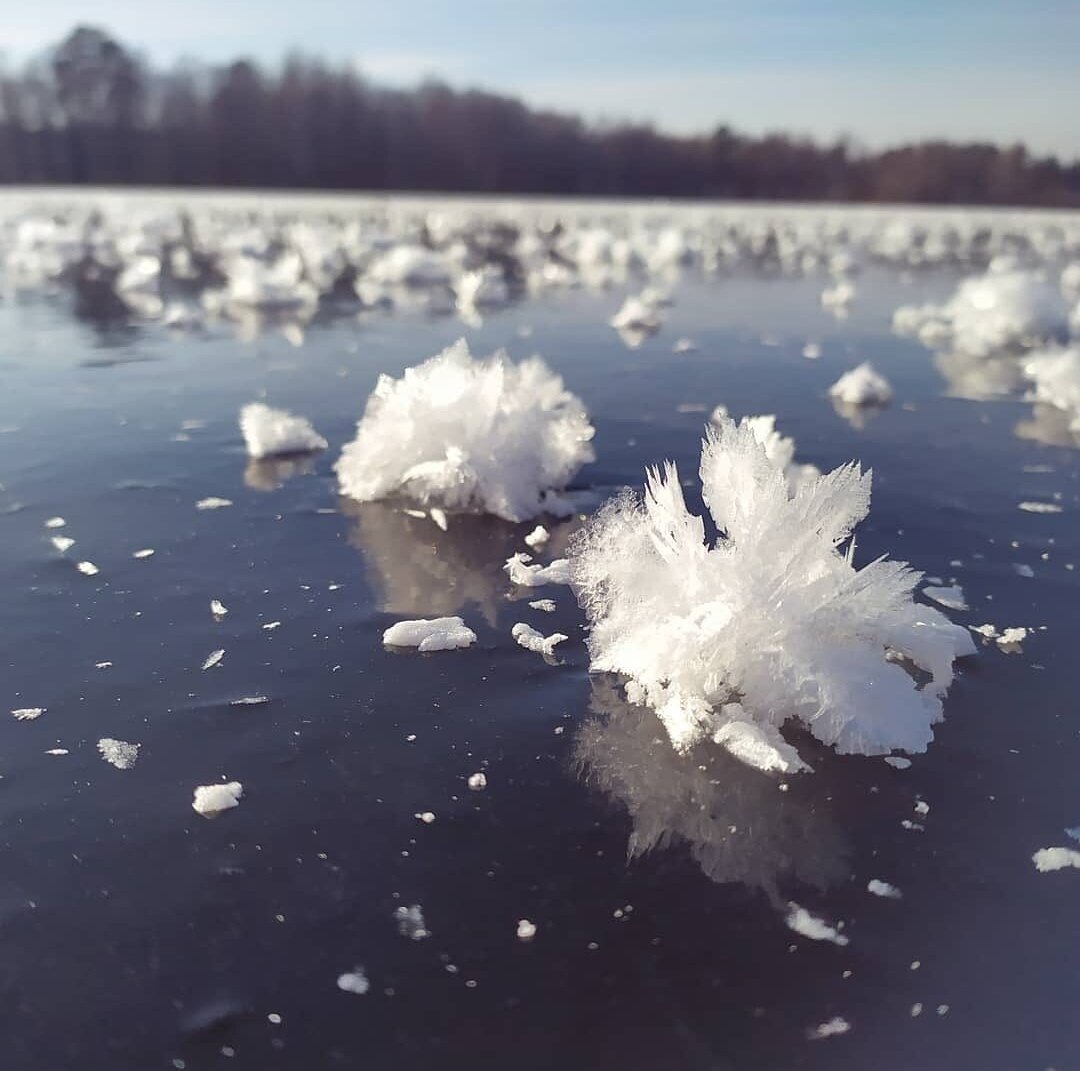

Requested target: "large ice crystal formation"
[
  {"left": 336, "top": 339, "right": 595, "bottom": 522},
  {"left": 569, "top": 416, "right": 975, "bottom": 769}
]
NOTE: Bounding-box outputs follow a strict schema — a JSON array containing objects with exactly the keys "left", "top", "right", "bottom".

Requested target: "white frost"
[
  {"left": 829, "top": 363, "right": 892, "bottom": 406},
  {"left": 1032, "top": 847, "right": 1080, "bottom": 873},
  {"left": 785, "top": 904, "right": 849, "bottom": 946},
  {"left": 336, "top": 339, "right": 595, "bottom": 522},
  {"left": 382, "top": 616, "right": 477, "bottom": 652},
  {"left": 97, "top": 738, "right": 140, "bottom": 769},
  {"left": 192, "top": 781, "right": 243, "bottom": 817},
  {"left": 511, "top": 622, "right": 568, "bottom": 658},
  {"left": 568, "top": 416, "right": 975, "bottom": 764},
  {"left": 239, "top": 402, "right": 328, "bottom": 459}
]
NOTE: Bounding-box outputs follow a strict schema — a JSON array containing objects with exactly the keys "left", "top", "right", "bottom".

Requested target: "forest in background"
[{"left": 2, "top": 26, "right": 1079, "bottom": 207}]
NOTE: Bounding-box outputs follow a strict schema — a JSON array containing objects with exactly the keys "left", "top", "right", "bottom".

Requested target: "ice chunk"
[
  {"left": 610, "top": 294, "right": 663, "bottom": 333},
  {"left": 829, "top": 363, "right": 892, "bottom": 406},
  {"left": 785, "top": 904, "right": 849, "bottom": 946},
  {"left": 50, "top": 535, "right": 75, "bottom": 552},
  {"left": 516, "top": 919, "right": 537, "bottom": 941},
  {"left": 511, "top": 622, "right": 568, "bottom": 658},
  {"left": 210, "top": 599, "right": 229, "bottom": 617},
  {"left": 394, "top": 904, "right": 430, "bottom": 940},
  {"left": 568, "top": 415, "right": 975, "bottom": 764},
  {"left": 196, "top": 497, "right": 233, "bottom": 510},
  {"left": 524, "top": 525, "right": 550, "bottom": 549},
  {"left": 529, "top": 599, "right": 556, "bottom": 612},
  {"left": 202, "top": 648, "right": 225, "bottom": 670},
  {"left": 76, "top": 561, "right": 99, "bottom": 576},
  {"left": 1018, "top": 501, "right": 1063, "bottom": 514},
  {"left": 467, "top": 771, "right": 487, "bottom": 790},
  {"left": 336, "top": 339, "right": 594, "bottom": 522},
  {"left": 230, "top": 696, "right": 270, "bottom": 706},
  {"left": 192, "top": 781, "right": 243, "bottom": 817},
  {"left": 922, "top": 584, "right": 967, "bottom": 611},
  {"left": 867, "top": 878, "right": 902, "bottom": 899},
  {"left": 1022, "top": 346, "right": 1080, "bottom": 434},
  {"left": 382, "top": 616, "right": 477, "bottom": 652},
  {"left": 45, "top": 516, "right": 66, "bottom": 529},
  {"left": 133, "top": 548, "right": 155, "bottom": 559},
  {"left": 239, "top": 402, "right": 327, "bottom": 459},
  {"left": 808, "top": 1016, "right": 850, "bottom": 1040},
  {"left": 504, "top": 553, "right": 572, "bottom": 587},
  {"left": 884, "top": 756, "right": 911, "bottom": 769},
  {"left": 11, "top": 707, "right": 45, "bottom": 721},
  {"left": 97, "top": 738, "right": 140, "bottom": 769},
  {"left": 1032, "top": 847, "right": 1080, "bottom": 872},
  {"left": 336, "top": 968, "right": 369, "bottom": 995}
]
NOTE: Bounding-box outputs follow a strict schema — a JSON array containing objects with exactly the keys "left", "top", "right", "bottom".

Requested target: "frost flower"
[{"left": 569, "top": 416, "right": 975, "bottom": 769}]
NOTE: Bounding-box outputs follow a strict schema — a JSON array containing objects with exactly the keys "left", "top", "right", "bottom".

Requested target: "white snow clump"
[
  {"left": 1022, "top": 345, "right": 1080, "bottom": 434},
  {"left": 568, "top": 415, "right": 975, "bottom": 767},
  {"left": 239, "top": 402, "right": 328, "bottom": 459},
  {"left": 785, "top": 904, "right": 848, "bottom": 946},
  {"left": 504, "top": 553, "right": 572, "bottom": 587},
  {"left": 192, "top": 781, "right": 244, "bottom": 817},
  {"left": 336, "top": 339, "right": 594, "bottom": 522},
  {"left": 1032, "top": 847, "right": 1080, "bottom": 873},
  {"left": 511, "top": 622, "right": 568, "bottom": 658},
  {"left": 829, "top": 363, "right": 893, "bottom": 406},
  {"left": 382, "top": 616, "right": 477, "bottom": 652},
  {"left": 97, "top": 738, "right": 140, "bottom": 769}
]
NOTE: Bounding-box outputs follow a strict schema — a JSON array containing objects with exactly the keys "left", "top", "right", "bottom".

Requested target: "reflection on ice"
[
  {"left": 243, "top": 454, "right": 317, "bottom": 492},
  {"left": 575, "top": 679, "right": 848, "bottom": 903}
]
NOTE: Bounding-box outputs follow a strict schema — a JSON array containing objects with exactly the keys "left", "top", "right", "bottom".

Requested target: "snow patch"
[{"left": 383, "top": 616, "right": 477, "bottom": 652}]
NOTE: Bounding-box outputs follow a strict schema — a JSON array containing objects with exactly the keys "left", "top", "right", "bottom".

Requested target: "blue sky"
[{"left": 6, "top": 1, "right": 1080, "bottom": 158}]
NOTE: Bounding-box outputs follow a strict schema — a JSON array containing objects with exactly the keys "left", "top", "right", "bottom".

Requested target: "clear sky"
[{"left": 5, "top": 0, "right": 1079, "bottom": 159}]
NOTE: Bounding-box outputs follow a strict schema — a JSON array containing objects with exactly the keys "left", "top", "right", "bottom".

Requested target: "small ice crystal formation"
[
  {"left": 97, "top": 737, "right": 140, "bottom": 769},
  {"left": 382, "top": 616, "right": 477, "bottom": 652},
  {"left": 336, "top": 968, "right": 369, "bottom": 995},
  {"left": 196, "top": 497, "right": 233, "bottom": 510},
  {"left": 210, "top": 599, "right": 229, "bottom": 617},
  {"left": 524, "top": 525, "right": 550, "bottom": 549},
  {"left": 504, "top": 553, "right": 572, "bottom": 587},
  {"left": 867, "top": 878, "right": 902, "bottom": 899},
  {"left": 467, "top": 772, "right": 487, "bottom": 790},
  {"left": 516, "top": 919, "right": 537, "bottom": 941},
  {"left": 511, "top": 622, "right": 568, "bottom": 658},
  {"left": 239, "top": 402, "right": 328, "bottom": 459},
  {"left": 11, "top": 707, "right": 45, "bottom": 721},
  {"left": 568, "top": 416, "right": 974, "bottom": 767},
  {"left": 76, "top": 560, "right": 99, "bottom": 576},
  {"left": 808, "top": 1016, "right": 851, "bottom": 1040},
  {"left": 829, "top": 363, "right": 892, "bottom": 406},
  {"left": 785, "top": 904, "right": 849, "bottom": 946},
  {"left": 1023, "top": 345, "right": 1080, "bottom": 434},
  {"left": 394, "top": 904, "right": 430, "bottom": 940},
  {"left": 50, "top": 535, "right": 75, "bottom": 552},
  {"left": 1032, "top": 847, "right": 1080, "bottom": 873},
  {"left": 336, "top": 339, "right": 594, "bottom": 522},
  {"left": 528, "top": 599, "right": 556, "bottom": 612},
  {"left": 192, "top": 781, "right": 243, "bottom": 817}
]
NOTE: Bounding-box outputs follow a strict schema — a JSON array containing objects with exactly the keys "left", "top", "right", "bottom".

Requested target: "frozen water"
[
  {"left": 867, "top": 878, "right": 902, "bottom": 899},
  {"left": 569, "top": 416, "right": 974, "bottom": 763},
  {"left": 1032, "top": 847, "right": 1080, "bottom": 873},
  {"left": 336, "top": 339, "right": 594, "bottom": 522},
  {"left": 511, "top": 622, "right": 568, "bottom": 658},
  {"left": 829, "top": 363, "right": 893, "bottom": 406},
  {"left": 504, "top": 553, "right": 573, "bottom": 587},
  {"left": 382, "top": 616, "right": 477, "bottom": 652},
  {"left": 923, "top": 584, "right": 968, "bottom": 611},
  {"left": 192, "top": 781, "right": 243, "bottom": 817},
  {"left": 785, "top": 904, "right": 848, "bottom": 946},
  {"left": 239, "top": 402, "right": 328, "bottom": 459},
  {"left": 97, "top": 738, "right": 141, "bottom": 769}
]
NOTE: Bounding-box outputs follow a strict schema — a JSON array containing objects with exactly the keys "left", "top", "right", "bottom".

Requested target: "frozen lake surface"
[{"left": 0, "top": 191, "right": 1078, "bottom": 1071}]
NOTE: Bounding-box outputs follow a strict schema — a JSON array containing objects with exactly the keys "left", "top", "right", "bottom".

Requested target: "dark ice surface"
[{"left": 0, "top": 260, "right": 1077, "bottom": 1071}]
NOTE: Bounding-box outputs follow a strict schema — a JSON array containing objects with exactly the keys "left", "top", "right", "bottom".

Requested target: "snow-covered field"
[{"left": 0, "top": 190, "right": 1077, "bottom": 1071}]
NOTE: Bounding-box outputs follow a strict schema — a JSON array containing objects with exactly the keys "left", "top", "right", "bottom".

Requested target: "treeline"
[{"left": 2, "top": 26, "right": 1079, "bottom": 207}]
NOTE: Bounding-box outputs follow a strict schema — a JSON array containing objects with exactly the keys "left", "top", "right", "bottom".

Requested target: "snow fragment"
[
  {"left": 44, "top": 516, "right": 66, "bottom": 529},
  {"left": 383, "top": 616, "right": 477, "bottom": 652},
  {"left": 97, "top": 738, "right": 140, "bottom": 769},
  {"left": 528, "top": 598, "right": 556, "bottom": 612},
  {"left": 785, "top": 904, "right": 849, "bottom": 946},
  {"left": 516, "top": 919, "right": 537, "bottom": 941},
  {"left": 196, "top": 497, "right": 233, "bottom": 510},
  {"left": 713, "top": 714, "right": 809, "bottom": 774},
  {"left": 202, "top": 649, "right": 225, "bottom": 670},
  {"left": 429, "top": 507, "right": 448, "bottom": 531},
  {"left": 336, "top": 968, "right": 369, "bottom": 995},
  {"left": 262, "top": 621, "right": 281, "bottom": 630},
  {"left": 210, "top": 599, "right": 229, "bottom": 617},
  {"left": 511, "top": 622, "right": 568, "bottom": 658},
  {"left": 467, "top": 772, "right": 487, "bottom": 790},
  {"left": 415, "top": 811, "right": 436, "bottom": 824},
  {"left": 524, "top": 525, "right": 550, "bottom": 549},
  {"left": 829, "top": 362, "right": 892, "bottom": 405},
  {"left": 394, "top": 904, "right": 430, "bottom": 940},
  {"left": 11, "top": 707, "right": 45, "bottom": 721},
  {"left": 239, "top": 402, "right": 327, "bottom": 459},
  {"left": 504, "top": 553, "right": 572, "bottom": 587},
  {"left": 808, "top": 1017, "right": 850, "bottom": 1040},
  {"left": 1018, "top": 501, "right": 1063, "bottom": 514},
  {"left": 230, "top": 696, "right": 270, "bottom": 706},
  {"left": 1032, "top": 847, "right": 1080, "bottom": 872},
  {"left": 867, "top": 879, "right": 902, "bottom": 899},
  {"left": 45, "top": 748, "right": 68, "bottom": 756},
  {"left": 192, "top": 781, "right": 243, "bottom": 817},
  {"left": 76, "top": 561, "right": 99, "bottom": 576},
  {"left": 133, "top": 548, "right": 154, "bottom": 559},
  {"left": 50, "top": 535, "right": 75, "bottom": 552},
  {"left": 884, "top": 756, "right": 912, "bottom": 769}
]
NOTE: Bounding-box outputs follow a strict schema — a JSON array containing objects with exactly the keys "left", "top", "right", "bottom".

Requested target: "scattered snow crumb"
[
  {"left": 829, "top": 362, "right": 892, "bottom": 405},
  {"left": 504, "top": 553, "right": 572, "bottom": 587},
  {"left": 263, "top": 621, "right": 282, "bottom": 630},
  {"left": 97, "top": 738, "right": 140, "bottom": 769},
  {"left": 239, "top": 402, "right": 327, "bottom": 459},
  {"left": 884, "top": 756, "right": 912, "bottom": 769},
  {"left": 998, "top": 627, "right": 1028, "bottom": 647},
  {"left": 673, "top": 337, "right": 698, "bottom": 353},
  {"left": 1018, "top": 501, "right": 1063, "bottom": 514},
  {"left": 914, "top": 799, "right": 930, "bottom": 817},
  {"left": 937, "top": 1004, "right": 950, "bottom": 1016},
  {"left": 76, "top": 561, "right": 99, "bottom": 576},
  {"left": 803, "top": 342, "right": 822, "bottom": 359},
  {"left": 394, "top": 905, "right": 430, "bottom": 940},
  {"left": 336, "top": 339, "right": 594, "bottom": 522},
  {"left": 45, "top": 748, "right": 68, "bottom": 756},
  {"left": 923, "top": 584, "right": 968, "bottom": 611},
  {"left": 415, "top": 811, "right": 436, "bottom": 824},
  {"left": 911, "top": 1003, "right": 923, "bottom": 1017},
  {"left": 12, "top": 707, "right": 45, "bottom": 720},
  {"left": 429, "top": 507, "right": 448, "bottom": 531},
  {"left": 516, "top": 919, "right": 537, "bottom": 941},
  {"left": 1013, "top": 563, "right": 1034, "bottom": 578},
  {"left": 230, "top": 696, "right": 270, "bottom": 706},
  {"left": 808, "top": 1017, "right": 850, "bottom": 1040},
  {"left": 210, "top": 599, "right": 229, "bottom": 617},
  {"left": 192, "top": 781, "right": 243, "bottom": 817},
  {"left": 45, "top": 517, "right": 66, "bottom": 529},
  {"left": 202, "top": 649, "right": 225, "bottom": 670},
  {"left": 195, "top": 497, "right": 233, "bottom": 511},
  {"left": 50, "top": 535, "right": 75, "bottom": 552},
  {"left": 467, "top": 772, "right": 487, "bottom": 790},
  {"left": 524, "top": 525, "right": 550, "bottom": 549},
  {"left": 867, "top": 879, "right": 903, "bottom": 899},
  {"left": 511, "top": 622, "right": 568, "bottom": 658},
  {"left": 95, "top": 661, "right": 112, "bottom": 669},
  {"left": 336, "top": 968, "right": 369, "bottom": 995},
  {"left": 383, "top": 617, "right": 477, "bottom": 652},
  {"left": 785, "top": 904, "right": 849, "bottom": 946},
  {"left": 133, "top": 548, "right": 155, "bottom": 559},
  {"left": 1032, "top": 847, "right": 1080, "bottom": 872},
  {"left": 528, "top": 599, "right": 556, "bottom": 612}
]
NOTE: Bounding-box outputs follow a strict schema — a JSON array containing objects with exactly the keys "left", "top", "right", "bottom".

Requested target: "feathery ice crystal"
[
  {"left": 336, "top": 339, "right": 595, "bottom": 522},
  {"left": 239, "top": 402, "right": 328, "bottom": 459},
  {"left": 569, "top": 416, "right": 975, "bottom": 770}
]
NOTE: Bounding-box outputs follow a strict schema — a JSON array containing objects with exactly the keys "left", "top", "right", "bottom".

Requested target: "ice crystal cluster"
[
  {"left": 336, "top": 339, "right": 595, "bottom": 522},
  {"left": 569, "top": 416, "right": 975, "bottom": 770},
  {"left": 240, "top": 403, "right": 328, "bottom": 459},
  {"left": 1023, "top": 345, "right": 1080, "bottom": 434}
]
